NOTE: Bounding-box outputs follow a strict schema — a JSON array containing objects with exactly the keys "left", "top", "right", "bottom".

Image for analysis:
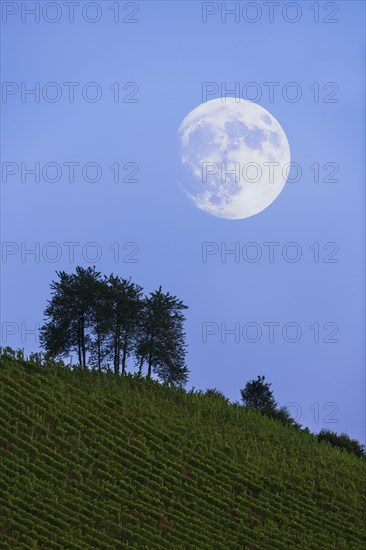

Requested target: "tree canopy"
[
  {"left": 240, "top": 375, "right": 301, "bottom": 430},
  {"left": 240, "top": 375, "right": 277, "bottom": 412},
  {"left": 40, "top": 267, "right": 189, "bottom": 386}
]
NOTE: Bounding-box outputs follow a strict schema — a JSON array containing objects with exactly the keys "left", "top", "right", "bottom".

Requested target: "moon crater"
[{"left": 177, "top": 98, "right": 290, "bottom": 220}]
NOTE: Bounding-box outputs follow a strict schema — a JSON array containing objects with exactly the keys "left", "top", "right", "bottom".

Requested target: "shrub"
[
  {"left": 240, "top": 376, "right": 277, "bottom": 412},
  {"left": 204, "top": 388, "right": 229, "bottom": 403},
  {"left": 318, "top": 429, "right": 366, "bottom": 459},
  {"left": 264, "top": 406, "right": 302, "bottom": 431}
]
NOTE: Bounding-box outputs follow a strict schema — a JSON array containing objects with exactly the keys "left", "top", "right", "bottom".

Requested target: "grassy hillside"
[{"left": 1, "top": 352, "right": 365, "bottom": 549}]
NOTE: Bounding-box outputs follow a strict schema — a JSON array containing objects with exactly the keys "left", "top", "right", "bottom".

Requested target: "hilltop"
[{"left": 1, "top": 351, "right": 365, "bottom": 549}]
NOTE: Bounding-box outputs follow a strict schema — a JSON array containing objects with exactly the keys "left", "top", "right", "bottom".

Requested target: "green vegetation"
[
  {"left": 240, "top": 375, "right": 277, "bottom": 412},
  {"left": 40, "top": 267, "right": 189, "bottom": 385},
  {"left": 318, "top": 429, "right": 366, "bottom": 460},
  {"left": 1, "top": 349, "right": 366, "bottom": 549},
  {"left": 240, "top": 375, "right": 303, "bottom": 432}
]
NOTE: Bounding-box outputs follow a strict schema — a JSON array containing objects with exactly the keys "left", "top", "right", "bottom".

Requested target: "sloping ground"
[{"left": 0, "top": 356, "right": 365, "bottom": 549}]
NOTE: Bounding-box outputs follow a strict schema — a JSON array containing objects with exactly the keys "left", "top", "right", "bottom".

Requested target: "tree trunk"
[
  {"left": 77, "top": 341, "right": 82, "bottom": 366},
  {"left": 138, "top": 355, "right": 144, "bottom": 376},
  {"left": 121, "top": 330, "right": 128, "bottom": 376},
  {"left": 113, "top": 326, "right": 120, "bottom": 376},
  {"left": 147, "top": 330, "right": 154, "bottom": 379},
  {"left": 147, "top": 351, "right": 152, "bottom": 378},
  {"left": 97, "top": 329, "right": 101, "bottom": 372},
  {"left": 81, "top": 326, "right": 86, "bottom": 369},
  {"left": 80, "top": 312, "right": 86, "bottom": 368},
  {"left": 77, "top": 320, "right": 82, "bottom": 366}
]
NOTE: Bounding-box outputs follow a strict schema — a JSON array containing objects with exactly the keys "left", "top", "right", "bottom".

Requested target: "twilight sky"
[{"left": 1, "top": 1, "right": 365, "bottom": 443}]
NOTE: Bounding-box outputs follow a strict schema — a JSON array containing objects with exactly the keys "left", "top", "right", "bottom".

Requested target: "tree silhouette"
[
  {"left": 40, "top": 268, "right": 189, "bottom": 385},
  {"left": 240, "top": 375, "right": 277, "bottom": 412},
  {"left": 318, "top": 429, "right": 365, "bottom": 459},
  {"left": 40, "top": 267, "right": 101, "bottom": 368},
  {"left": 89, "top": 276, "right": 111, "bottom": 371},
  {"left": 135, "top": 287, "right": 189, "bottom": 385},
  {"left": 105, "top": 275, "right": 143, "bottom": 376}
]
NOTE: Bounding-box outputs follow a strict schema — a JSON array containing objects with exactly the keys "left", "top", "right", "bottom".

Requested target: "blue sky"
[{"left": 1, "top": 1, "right": 365, "bottom": 442}]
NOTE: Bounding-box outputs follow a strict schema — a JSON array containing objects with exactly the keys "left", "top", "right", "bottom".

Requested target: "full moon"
[{"left": 177, "top": 98, "right": 291, "bottom": 220}]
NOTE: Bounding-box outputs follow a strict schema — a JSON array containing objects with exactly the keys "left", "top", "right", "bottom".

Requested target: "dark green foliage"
[
  {"left": 266, "top": 406, "right": 302, "bottom": 430},
  {"left": 103, "top": 275, "right": 143, "bottom": 376},
  {"left": 88, "top": 275, "right": 112, "bottom": 372},
  {"left": 40, "top": 266, "right": 101, "bottom": 368},
  {"left": 204, "top": 388, "right": 229, "bottom": 403},
  {"left": 40, "top": 268, "right": 188, "bottom": 385},
  {"left": 318, "top": 429, "right": 366, "bottom": 459},
  {"left": 135, "top": 286, "right": 189, "bottom": 386},
  {"left": 240, "top": 375, "right": 277, "bottom": 412},
  {"left": 1, "top": 352, "right": 365, "bottom": 549},
  {"left": 240, "top": 377, "right": 303, "bottom": 431}
]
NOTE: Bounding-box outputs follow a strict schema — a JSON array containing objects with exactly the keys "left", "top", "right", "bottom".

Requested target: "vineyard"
[{"left": 1, "top": 352, "right": 365, "bottom": 549}]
